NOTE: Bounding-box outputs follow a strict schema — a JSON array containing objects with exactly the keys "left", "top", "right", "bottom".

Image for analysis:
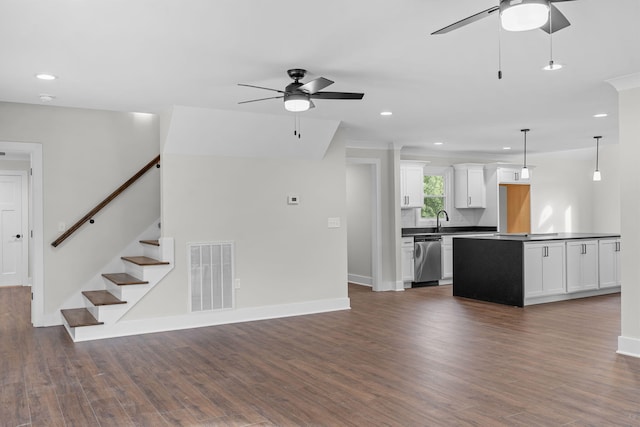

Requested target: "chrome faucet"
[{"left": 436, "top": 210, "right": 449, "bottom": 232}]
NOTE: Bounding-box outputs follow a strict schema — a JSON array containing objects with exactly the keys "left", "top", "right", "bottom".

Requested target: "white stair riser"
[
  {"left": 103, "top": 278, "right": 148, "bottom": 300},
  {"left": 123, "top": 263, "right": 171, "bottom": 282},
  {"left": 142, "top": 244, "right": 161, "bottom": 260},
  {"left": 86, "top": 303, "right": 127, "bottom": 323}
]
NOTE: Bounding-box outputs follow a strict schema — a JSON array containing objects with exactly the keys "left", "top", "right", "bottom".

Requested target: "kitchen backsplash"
[{"left": 401, "top": 207, "right": 483, "bottom": 228}]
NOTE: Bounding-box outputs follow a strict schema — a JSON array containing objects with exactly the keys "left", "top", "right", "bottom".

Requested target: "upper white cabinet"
[
  {"left": 498, "top": 167, "right": 531, "bottom": 184},
  {"left": 566, "top": 240, "right": 599, "bottom": 292},
  {"left": 599, "top": 238, "right": 621, "bottom": 289},
  {"left": 400, "top": 164, "right": 424, "bottom": 208},
  {"left": 454, "top": 164, "right": 486, "bottom": 208}
]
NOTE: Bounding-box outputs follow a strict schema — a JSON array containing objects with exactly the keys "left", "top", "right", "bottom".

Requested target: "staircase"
[{"left": 61, "top": 237, "right": 174, "bottom": 342}]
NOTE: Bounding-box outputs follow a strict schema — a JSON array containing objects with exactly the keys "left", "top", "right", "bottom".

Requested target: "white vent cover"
[{"left": 189, "top": 242, "right": 234, "bottom": 312}]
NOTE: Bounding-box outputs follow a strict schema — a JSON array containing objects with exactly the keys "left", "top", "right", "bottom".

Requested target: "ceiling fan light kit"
[
  {"left": 500, "top": 0, "right": 550, "bottom": 32},
  {"left": 284, "top": 93, "right": 311, "bottom": 112}
]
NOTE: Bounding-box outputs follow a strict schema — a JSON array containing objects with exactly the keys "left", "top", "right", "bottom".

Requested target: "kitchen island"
[{"left": 453, "top": 233, "right": 621, "bottom": 306}]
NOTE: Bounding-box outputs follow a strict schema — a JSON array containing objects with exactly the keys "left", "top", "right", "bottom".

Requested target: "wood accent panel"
[
  {"left": 2, "top": 284, "right": 639, "bottom": 426},
  {"left": 502, "top": 183, "right": 531, "bottom": 233},
  {"left": 102, "top": 272, "right": 148, "bottom": 285},
  {"left": 121, "top": 256, "right": 170, "bottom": 266}
]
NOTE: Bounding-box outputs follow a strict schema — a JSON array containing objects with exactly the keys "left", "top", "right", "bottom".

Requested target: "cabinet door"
[
  {"left": 543, "top": 243, "right": 566, "bottom": 295},
  {"left": 441, "top": 237, "right": 453, "bottom": 279},
  {"left": 401, "top": 245, "right": 415, "bottom": 282},
  {"left": 400, "top": 166, "right": 424, "bottom": 208},
  {"left": 467, "top": 168, "right": 486, "bottom": 208},
  {"left": 524, "top": 242, "right": 565, "bottom": 298},
  {"left": 599, "top": 239, "right": 621, "bottom": 288},
  {"left": 524, "top": 244, "right": 544, "bottom": 298},
  {"left": 566, "top": 240, "right": 599, "bottom": 292}
]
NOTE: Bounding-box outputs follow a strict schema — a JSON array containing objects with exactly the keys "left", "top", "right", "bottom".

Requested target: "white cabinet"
[
  {"left": 400, "top": 164, "right": 424, "bottom": 208},
  {"left": 599, "top": 239, "right": 621, "bottom": 289},
  {"left": 401, "top": 237, "right": 415, "bottom": 282},
  {"left": 441, "top": 236, "right": 453, "bottom": 279},
  {"left": 566, "top": 240, "right": 599, "bottom": 292},
  {"left": 498, "top": 167, "right": 531, "bottom": 184},
  {"left": 524, "top": 242, "right": 566, "bottom": 299},
  {"left": 454, "top": 164, "right": 486, "bottom": 208}
]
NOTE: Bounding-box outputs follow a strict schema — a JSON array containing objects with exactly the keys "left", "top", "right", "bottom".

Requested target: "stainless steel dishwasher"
[{"left": 414, "top": 235, "right": 442, "bottom": 286}]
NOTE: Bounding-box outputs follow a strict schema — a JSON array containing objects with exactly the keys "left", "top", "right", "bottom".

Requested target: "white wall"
[
  {"left": 528, "top": 150, "right": 595, "bottom": 233},
  {"left": 615, "top": 80, "right": 640, "bottom": 357},
  {"left": 0, "top": 102, "right": 160, "bottom": 319},
  {"left": 123, "top": 131, "right": 349, "bottom": 320},
  {"left": 592, "top": 144, "right": 621, "bottom": 233},
  {"left": 346, "top": 163, "right": 373, "bottom": 284}
]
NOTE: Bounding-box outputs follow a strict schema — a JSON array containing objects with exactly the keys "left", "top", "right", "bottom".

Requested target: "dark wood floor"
[{"left": 2, "top": 284, "right": 640, "bottom": 427}]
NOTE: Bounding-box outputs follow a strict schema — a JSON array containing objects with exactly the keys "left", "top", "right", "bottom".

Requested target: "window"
[
  {"left": 422, "top": 174, "right": 445, "bottom": 219},
  {"left": 416, "top": 166, "right": 452, "bottom": 226}
]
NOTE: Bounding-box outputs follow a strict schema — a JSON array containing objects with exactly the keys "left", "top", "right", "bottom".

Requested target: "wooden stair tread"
[
  {"left": 102, "top": 273, "right": 148, "bottom": 286},
  {"left": 121, "top": 256, "right": 169, "bottom": 266},
  {"left": 61, "top": 308, "right": 103, "bottom": 328},
  {"left": 82, "top": 290, "right": 126, "bottom": 306},
  {"left": 140, "top": 239, "right": 160, "bottom": 246}
]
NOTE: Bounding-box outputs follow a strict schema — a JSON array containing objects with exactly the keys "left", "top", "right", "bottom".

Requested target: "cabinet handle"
[
  {"left": 468, "top": 196, "right": 471, "bottom": 206},
  {"left": 616, "top": 242, "right": 620, "bottom": 252},
  {"left": 515, "top": 172, "right": 519, "bottom": 181}
]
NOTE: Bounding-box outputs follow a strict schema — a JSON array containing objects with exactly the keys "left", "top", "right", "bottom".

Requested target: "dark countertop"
[
  {"left": 402, "top": 226, "right": 497, "bottom": 237},
  {"left": 459, "top": 232, "right": 621, "bottom": 241}
]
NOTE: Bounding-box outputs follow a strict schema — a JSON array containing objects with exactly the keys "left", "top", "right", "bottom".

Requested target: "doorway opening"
[
  {"left": 0, "top": 142, "right": 44, "bottom": 326},
  {"left": 346, "top": 158, "right": 382, "bottom": 291}
]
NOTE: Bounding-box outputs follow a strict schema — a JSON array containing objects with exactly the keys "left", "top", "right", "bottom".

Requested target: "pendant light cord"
[{"left": 595, "top": 136, "right": 601, "bottom": 170}]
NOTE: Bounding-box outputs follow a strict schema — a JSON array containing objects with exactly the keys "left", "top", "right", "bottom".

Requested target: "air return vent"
[{"left": 189, "top": 242, "right": 234, "bottom": 312}]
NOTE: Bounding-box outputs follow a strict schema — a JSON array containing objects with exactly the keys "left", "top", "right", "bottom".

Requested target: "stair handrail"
[{"left": 51, "top": 155, "right": 160, "bottom": 248}]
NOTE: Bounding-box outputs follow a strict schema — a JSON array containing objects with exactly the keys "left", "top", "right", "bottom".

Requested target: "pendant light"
[
  {"left": 521, "top": 129, "right": 530, "bottom": 179},
  {"left": 593, "top": 136, "right": 602, "bottom": 181},
  {"left": 543, "top": 5, "right": 562, "bottom": 71}
]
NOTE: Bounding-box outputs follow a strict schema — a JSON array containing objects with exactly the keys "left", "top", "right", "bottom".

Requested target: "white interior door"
[{"left": 0, "top": 172, "right": 27, "bottom": 286}]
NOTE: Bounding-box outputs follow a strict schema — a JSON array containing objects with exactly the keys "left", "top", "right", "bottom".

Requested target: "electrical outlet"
[{"left": 234, "top": 279, "right": 241, "bottom": 289}]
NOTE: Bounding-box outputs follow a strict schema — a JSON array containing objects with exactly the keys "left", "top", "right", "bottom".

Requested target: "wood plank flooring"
[{"left": 2, "top": 284, "right": 640, "bottom": 426}]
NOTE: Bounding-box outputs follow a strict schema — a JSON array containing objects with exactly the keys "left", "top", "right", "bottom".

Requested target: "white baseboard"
[
  {"left": 67, "top": 297, "right": 351, "bottom": 342},
  {"left": 617, "top": 335, "right": 640, "bottom": 358},
  {"left": 348, "top": 274, "right": 372, "bottom": 286}
]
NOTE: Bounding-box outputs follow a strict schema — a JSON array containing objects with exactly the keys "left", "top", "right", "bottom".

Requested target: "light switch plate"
[{"left": 328, "top": 217, "right": 341, "bottom": 228}]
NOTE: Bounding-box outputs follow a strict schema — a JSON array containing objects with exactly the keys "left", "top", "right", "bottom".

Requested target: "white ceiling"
[{"left": 0, "top": 0, "right": 638, "bottom": 156}]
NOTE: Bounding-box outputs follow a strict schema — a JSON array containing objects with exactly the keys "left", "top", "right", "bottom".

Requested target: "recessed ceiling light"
[
  {"left": 35, "top": 73, "right": 57, "bottom": 80},
  {"left": 503, "top": 147, "right": 512, "bottom": 150},
  {"left": 593, "top": 113, "right": 608, "bottom": 118},
  {"left": 380, "top": 111, "right": 392, "bottom": 116},
  {"left": 39, "top": 94, "right": 55, "bottom": 102},
  {"left": 434, "top": 142, "right": 444, "bottom": 146}
]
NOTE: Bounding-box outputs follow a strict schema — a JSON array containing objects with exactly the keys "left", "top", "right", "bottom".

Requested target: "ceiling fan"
[
  {"left": 238, "top": 69, "right": 364, "bottom": 113},
  {"left": 431, "top": 0, "right": 576, "bottom": 35}
]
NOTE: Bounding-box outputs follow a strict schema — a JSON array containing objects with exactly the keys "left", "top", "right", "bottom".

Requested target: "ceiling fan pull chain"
[
  {"left": 497, "top": 19, "right": 503, "bottom": 80},
  {"left": 298, "top": 115, "right": 301, "bottom": 139}
]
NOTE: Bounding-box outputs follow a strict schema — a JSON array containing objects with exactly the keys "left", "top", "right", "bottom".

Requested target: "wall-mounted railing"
[{"left": 51, "top": 155, "right": 160, "bottom": 248}]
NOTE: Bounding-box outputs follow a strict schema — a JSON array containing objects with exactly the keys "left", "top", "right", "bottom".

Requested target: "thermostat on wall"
[{"left": 287, "top": 194, "right": 300, "bottom": 205}]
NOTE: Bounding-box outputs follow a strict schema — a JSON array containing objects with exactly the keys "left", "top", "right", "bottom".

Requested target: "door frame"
[
  {"left": 0, "top": 170, "right": 29, "bottom": 286},
  {"left": 0, "top": 142, "right": 43, "bottom": 326},
  {"left": 347, "top": 158, "right": 382, "bottom": 291}
]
